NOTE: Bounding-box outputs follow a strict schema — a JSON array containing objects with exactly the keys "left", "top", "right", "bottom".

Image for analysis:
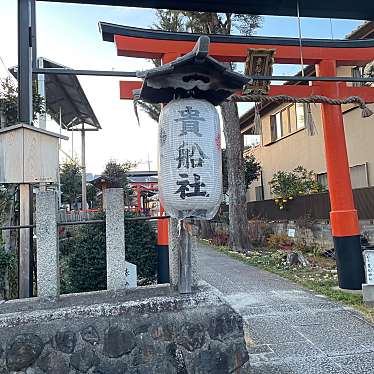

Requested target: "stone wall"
[
  {"left": 199, "top": 219, "right": 374, "bottom": 250},
  {"left": 0, "top": 284, "right": 249, "bottom": 373}
]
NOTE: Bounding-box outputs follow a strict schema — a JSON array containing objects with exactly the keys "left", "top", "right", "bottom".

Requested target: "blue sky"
[{"left": 0, "top": 1, "right": 364, "bottom": 173}]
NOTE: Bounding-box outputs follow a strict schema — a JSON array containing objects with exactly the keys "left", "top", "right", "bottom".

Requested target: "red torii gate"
[
  {"left": 102, "top": 24, "right": 374, "bottom": 290},
  {"left": 130, "top": 182, "right": 158, "bottom": 213}
]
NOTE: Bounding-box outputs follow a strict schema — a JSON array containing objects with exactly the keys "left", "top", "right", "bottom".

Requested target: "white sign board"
[
  {"left": 288, "top": 228, "right": 296, "bottom": 238},
  {"left": 126, "top": 261, "right": 137, "bottom": 288},
  {"left": 363, "top": 250, "right": 374, "bottom": 285}
]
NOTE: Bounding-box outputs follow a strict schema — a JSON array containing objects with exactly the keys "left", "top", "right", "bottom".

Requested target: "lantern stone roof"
[{"left": 134, "top": 36, "right": 249, "bottom": 106}]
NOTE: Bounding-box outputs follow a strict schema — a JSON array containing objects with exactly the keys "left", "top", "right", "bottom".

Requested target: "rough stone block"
[{"left": 0, "top": 284, "right": 249, "bottom": 373}]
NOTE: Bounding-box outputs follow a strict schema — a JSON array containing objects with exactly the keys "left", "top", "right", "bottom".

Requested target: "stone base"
[
  {"left": 362, "top": 283, "right": 374, "bottom": 306},
  {"left": 0, "top": 284, "right": 249, "bottom": 373},
  {"left": 332, "top": 286, "right": 363, "bottom": 295}
]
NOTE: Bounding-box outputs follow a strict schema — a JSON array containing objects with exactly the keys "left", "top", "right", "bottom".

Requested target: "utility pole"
[{"left": 18, "top": 0, "right": 34, "bottom": 298}]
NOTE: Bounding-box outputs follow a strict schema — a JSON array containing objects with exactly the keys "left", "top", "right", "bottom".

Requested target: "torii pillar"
[{"left": 317, "top": 60, "right": 364, "bottom": 290}]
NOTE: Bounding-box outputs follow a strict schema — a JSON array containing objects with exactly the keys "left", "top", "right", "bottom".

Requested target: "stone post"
[
  {"left": 36, "top": 190, "right": 59, "bottom": 299},
  {"left": 168, "top": 218, "right": 180, "bottom": 290},
  {"left": 105, "top": 188, "right": 127, "bottom": 290}
]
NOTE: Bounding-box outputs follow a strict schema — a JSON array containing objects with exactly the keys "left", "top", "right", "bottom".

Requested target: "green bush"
[
  {"left": 62, "top": 212, "right": 157, "bottom": 294},
  {"left": 0, "top": 243, "right": 16, "bottom": 299}
]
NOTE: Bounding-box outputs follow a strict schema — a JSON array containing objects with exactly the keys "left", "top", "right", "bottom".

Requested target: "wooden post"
[
  {"left": 81, "top": 127, "right": 87, "bottom": 211},
  {"left": 18, "top": 0, "right": 34, "bottom": 299},
  {"left": 178, "top": 220, "right": 192, "bottom": 294},
  {"left": 19, "top": 184, "right": 31, "bottom": 298},
  {"left": 137, "top": 185, "right": 141, "bottom": 213}
]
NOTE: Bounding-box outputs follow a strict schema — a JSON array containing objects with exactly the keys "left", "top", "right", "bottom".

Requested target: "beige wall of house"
[{"left": 245, "top": 67, "right": 374, "bottom": 202}]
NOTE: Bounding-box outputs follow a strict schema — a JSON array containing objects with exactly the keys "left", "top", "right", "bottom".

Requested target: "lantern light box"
[
  {"left": 0, "top": 123, "right": 68, "bottom": 184},
  {"left": 159, "top": 98, "right": 222, "bottom": 220}
]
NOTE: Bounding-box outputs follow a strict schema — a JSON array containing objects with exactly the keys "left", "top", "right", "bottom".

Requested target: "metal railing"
[{"left": 0, "top": 214, "right": 170, "bottom": 231}]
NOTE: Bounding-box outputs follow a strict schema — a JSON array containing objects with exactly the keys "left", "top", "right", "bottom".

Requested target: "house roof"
[
  {"left": 346, "top": 21, "right": 374, "bottom": 40},
  {"left": 128, "top": 176, "right": 158, "bottom": 184},
  {"left": 127, "top": 171, "right": 158, "bottom": 177},
  {"left": 240, "top": 21, "right": 374, "bottom": 134},
  {"left": 90, "top": 171, "right": 158, "bottom": 189},
  {"left": 10, "top": 58, "right": 101, "bottom": 131},
  {"left": 41, "top": 0, "right": 374, "bottom": 20}
]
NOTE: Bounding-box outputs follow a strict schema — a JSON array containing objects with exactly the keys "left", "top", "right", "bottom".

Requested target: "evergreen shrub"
[{"left": 62, "top": 212, "right": 157, "bottom": 293}]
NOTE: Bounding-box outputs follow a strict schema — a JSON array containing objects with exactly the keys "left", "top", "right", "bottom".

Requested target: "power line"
[{"left": 0, "top": 54, "right": 17, "bottom": 83}]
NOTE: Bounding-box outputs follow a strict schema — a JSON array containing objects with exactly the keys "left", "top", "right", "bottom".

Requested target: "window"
[
  {"left": 275, "top": 112, "right": 283, "bottom": 138},
  {"left": 255, "top": 186, "right": 264, "bottom": 201},
  {"left": 270, "top": 104, "right": 306, "bottom": 141},
  {"left": 243, "top": 134, "right": 260, "bottom": 148},
  {"left": 317, "top": 173, "right": 328, "bottom": 190},
  {"left": 270, "top": 115, "right": 277, "bottom": 142},
  {"left": 295, "top": 103, "right": 306, "bottom": 129},
  {"left": 350, "top": 164, "right": 369, "bottom": 189},
  {"left": 281, "top": 108, "right": 290, "bottom": 133},
  {"left": 317, "top": 164, "right": 369, "bottom": 191},
  {"left": 288, "top": 104, "right": 296, "bottom": 132},
  {"left": 352, "top": 66, "right": 365, "bottom": 87},
  {"left": 352, "top": 64, "right": 373, "bottom": 88}
]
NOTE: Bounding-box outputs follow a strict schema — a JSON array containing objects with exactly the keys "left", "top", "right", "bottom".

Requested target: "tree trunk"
[{"left": 220, "top": 101, "right": 251, "bottom": 252}]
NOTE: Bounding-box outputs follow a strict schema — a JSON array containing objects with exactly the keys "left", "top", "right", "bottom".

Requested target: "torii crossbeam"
[{"left": 101, "top": 23, "right": 374, "bottom": 290}]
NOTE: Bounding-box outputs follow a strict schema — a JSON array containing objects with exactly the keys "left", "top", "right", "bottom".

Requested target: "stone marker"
[
  {"left": 362, "top": 250, "right": 374, "bottom": 305},
  {"left": 36, "top": 190, "right": 59, "bottom": 299}
]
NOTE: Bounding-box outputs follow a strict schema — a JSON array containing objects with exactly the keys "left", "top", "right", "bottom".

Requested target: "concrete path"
[{"left": 197, "top": 244, "right": 374, "bottom": 374}]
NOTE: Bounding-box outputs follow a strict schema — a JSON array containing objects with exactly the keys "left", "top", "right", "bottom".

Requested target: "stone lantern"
[{"left": 135, "top": 36, "right": 249, "bottom": 220}]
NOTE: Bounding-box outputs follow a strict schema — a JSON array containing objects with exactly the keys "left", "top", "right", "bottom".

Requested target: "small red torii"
[{"left": 101, "top": 23, "right": 374, "bottom": 290}]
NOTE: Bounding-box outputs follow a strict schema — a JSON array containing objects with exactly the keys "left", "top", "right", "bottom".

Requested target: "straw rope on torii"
[
  {"left": 228, "top": 94, "right": 374, "bottom": 117},
  {"left": 227, "top": 93, "right": 374, "bottom": 136}
]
